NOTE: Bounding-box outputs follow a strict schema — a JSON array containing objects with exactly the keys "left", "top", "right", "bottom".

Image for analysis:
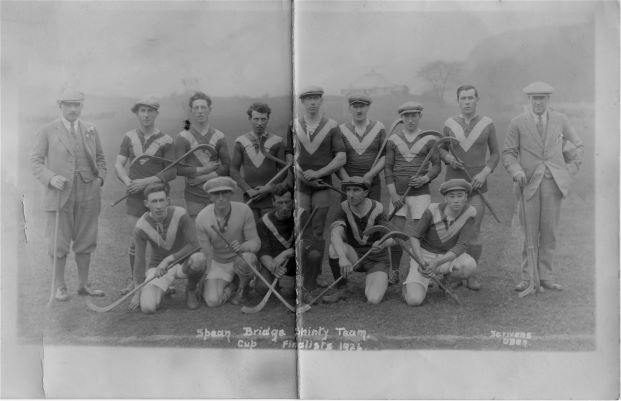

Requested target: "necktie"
[{"left": 536, "top": 116, "right": 544, "bottom": 137}]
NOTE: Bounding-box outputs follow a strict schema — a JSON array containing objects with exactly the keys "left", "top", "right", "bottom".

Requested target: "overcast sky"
[{"left": 2, "top": 1, "right": 594, "bottom": 98}]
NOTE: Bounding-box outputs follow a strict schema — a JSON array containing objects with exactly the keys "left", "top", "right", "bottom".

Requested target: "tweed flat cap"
[
  {"left": 341, "top": 176, "right": 369, "bottom": 191},
  {"left": 440, "top": 178, "right": 472, "bottom": 195},
  {"left": 131, "top": 96, "right": 160, "bottom": 113},
  {"left": 397, "top": 101, "right": 423, "bottom": 115},
  {"left": 57, "top": 89, "right": 85, "bottom": 103},
  {"left": 299, "top": 85, "right": 324, "bottom": 99},
  {"left": 203, "top": 176, "right": 238, "bottom": 193},
  {"left": 348, "top": 95, "right": 372, "bottom": 106},
  {"left": 523, "top": 82, "right": 555, "bottom": 95}
]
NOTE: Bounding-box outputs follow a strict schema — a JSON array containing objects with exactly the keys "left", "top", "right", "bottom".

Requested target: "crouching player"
[
  {"left": 403, "top": 178, "right": 478, "bottom": 306},
  {"left": 195, "top": 177, "right": 260, "bottom": 307},
  {"left": 129, "top": 182, "right": 206, "bottom": 313},
  {"left": 254, "top": 184, "right": 296, "bottom": 297},
  {"left": 327, "top": 177, "right": 396, "bottom": 304}
]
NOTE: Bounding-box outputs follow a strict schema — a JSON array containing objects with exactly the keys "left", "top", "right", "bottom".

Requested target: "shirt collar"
[
  {"left": 530, "top": 109, "right": 548, "bottom": 122},
  {"left": 458, "top": 114, "right": 478, "bottom": 126},
  {"left": 352, "top": 119, "right": 370, "bottom": 131},
  {"left": 61, "top": 116, "right": 79, "bottom": 132}
]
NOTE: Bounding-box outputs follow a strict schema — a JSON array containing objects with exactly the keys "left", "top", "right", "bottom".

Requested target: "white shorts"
[
  {"left": 206, "top": 260, "right": 236, "bottom": 282},
  {"left": 388, "top": 194, "right": 431, "bottom": 219},
  {"left": 404, "top": 249, "right": 476, "bottom": 287},
  {"left": 145, "top": 264, "right": 185, "bottom": 292}
]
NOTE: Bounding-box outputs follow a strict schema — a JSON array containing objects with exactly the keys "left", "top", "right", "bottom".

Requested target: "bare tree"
[{"left": 417, "top": 61, "right": 464, "bottom": 102}]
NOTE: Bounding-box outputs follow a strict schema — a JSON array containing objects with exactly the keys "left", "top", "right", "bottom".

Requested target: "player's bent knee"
[
  {"left": 307, "top": 249, "right": 322, "bottom": 264},
  {"left": 188, "top": 252, "right": 207, "bottom": 270},
  {"left": 403, "top": 284, "right": 426, "bottom": 306},
  {"left": 204, "top": 292, "right": 223, "bottom": 307},
  {"left": 451, "top": 256, "right": 477, "bottom": 279},
  {"left": 365, "top": 291, "right": 385, "bottom": 305}
]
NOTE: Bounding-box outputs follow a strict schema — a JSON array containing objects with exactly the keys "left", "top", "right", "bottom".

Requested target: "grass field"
[{"left": 15, "top": 98, "right": 595, "bottom": 351}]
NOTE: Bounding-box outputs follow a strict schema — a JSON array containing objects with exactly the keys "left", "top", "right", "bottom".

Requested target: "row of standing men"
[{"left": 31, "top": 81, "right": 583, "bottom": 311}]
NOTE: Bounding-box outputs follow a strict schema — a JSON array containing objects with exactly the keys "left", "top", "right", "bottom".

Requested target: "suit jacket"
[
  {"left": 502, "top": 110, "right": 583, "bottom": 200},
  {"left": 31, "top": 118, "right": 107, "bottom": 210}
]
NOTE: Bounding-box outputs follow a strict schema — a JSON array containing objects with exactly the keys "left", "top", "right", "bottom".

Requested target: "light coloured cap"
[
  {"left": 57, "top": 89, "right": 85, "bottom": 104},
  {"left": 299, "top": 85, "right": 324, "bottom": 99},
  {"left": 348, "top": 94, "right": 372, "bottom": 106},
  {"left": 523, "top": 82, "right": 555, "bottom": 95},
  {"left": 440, "top": 178, "right": 472, "bottom": 195},
  {"left": 131, "top": 96, "right": 160, "bottom": 113},
  {"left": 341, "top": 176, "right": 369, "bottom": 191},
  {"left": 397, "top": 101, "right": 423, "bottom": 115},
  {"left": 202, "top": 176, "right": 237, "bottom": 193}
]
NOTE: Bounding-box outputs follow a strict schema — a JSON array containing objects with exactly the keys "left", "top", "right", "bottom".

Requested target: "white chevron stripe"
[
  {"left": 294, "top": 119, "right": 337, "bottom": 155},
  {"left": 445, "top": 116, "right": 492, "bottom": 152},
  {"left": 390, "top": 133, "right": 435, "bottom": 162},
  {"left": 339, "top": 121, "right": 383, "bottom": 155}
]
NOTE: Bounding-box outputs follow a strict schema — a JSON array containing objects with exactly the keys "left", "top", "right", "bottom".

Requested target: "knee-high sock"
[
  {"left": 128, "top": 242, "right": 135, "bottom": 275},
  {"left": 75, "top": 253, "right": 91, "bottom": 288},
  {"left": 302, "top": 240, "right": 322, "bottom": 290},
  {"left": 469, "top": 244, "right": 482, "bottom": 263},
  {"left": 328, "top": 258, "right": 346, "bottom": 288}
]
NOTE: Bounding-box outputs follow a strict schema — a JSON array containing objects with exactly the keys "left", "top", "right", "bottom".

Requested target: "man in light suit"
[
  {"left": 31, "top": 89, "right": 107, "bottom": 301},
  {"left": 502, "top": 82, "right": 583, "bottom": 291}
]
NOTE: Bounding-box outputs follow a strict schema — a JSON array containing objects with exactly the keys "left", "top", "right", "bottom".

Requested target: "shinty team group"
[{"left": 31, "top": 81, "right": 583, "bottom": 313}]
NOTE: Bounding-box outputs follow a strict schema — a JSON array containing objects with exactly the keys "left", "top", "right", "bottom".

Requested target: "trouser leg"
[
  {"left": 537, "top": 177, "right": 562, "bottom": 281},
  {"left": 75, "top": 252, "right": 91, "bottom": 288}
]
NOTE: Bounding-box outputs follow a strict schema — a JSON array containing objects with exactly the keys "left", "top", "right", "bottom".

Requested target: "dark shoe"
[
  {"left": 78, "top": 285, "right": 105, "bottom": 297},
  {"left": 301, "top": 287, "right": 323, "bottom": 304},
  {"left": 514, "top": 280, "right": 530, "bottom": 292},
  {"left": 119, "top": 279, "right": 134, "bottom": 295},
  {"left": 466, "top": 276, "right": 481, "bottom": 291},
  {"left": 55, "top": 287, "right": 70, "bottom": 302},
  {"left": 322, "top": 288, "right": 347, "bottom": 304},
  {"left": 388, "top": 270, "right": 400, "bottom": 286},
  {"left": 186, "top": 288, "right": 200, "bottom": 310},
  {"left": 316, "top": 276, "right": 331, "bottom": 288},
  {"left": 165, "top": 285, "right": 176, "bottom": 297},
  {"left": 231, "top": 283, "right": 248, "bottom": 305},
  {"left": 540, "top": 280, "right": 563, "bottom": 291}
]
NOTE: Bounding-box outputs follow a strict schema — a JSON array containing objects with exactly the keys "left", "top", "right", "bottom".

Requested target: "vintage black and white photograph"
[{"left": 1, "top": 0, "right": 618, "bottom": 398}]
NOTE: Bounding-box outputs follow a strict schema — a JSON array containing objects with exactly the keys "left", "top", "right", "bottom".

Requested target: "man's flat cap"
[
  {"left": 57, "top": 89, "right": 85, "bottom": 104},
  {"left": 341, "top": 176, "right": 369, "bottom": 191},
  {"left": 131, "top": 96, "right": 160, "bottom": 113},
  {"left": 440, "top": 178, "right": 472, "bottom": 195},
  {"left": 523, "top": 82, "right": 555, "bottom": 95},
  {"left": 397, "top": 101, "right": 423, "bottom": 115},
  {"left": 348, "top": 95, "right": 372, "bottom": 106},
  {"left": 203, "top": 176, "right": 238, "bottom": 193},
  {"left": 299, "top": 85, "right": 324, "bottom": 99}
]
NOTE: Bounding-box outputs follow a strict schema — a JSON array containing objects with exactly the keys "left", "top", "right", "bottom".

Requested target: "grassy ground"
[{"left": 15, "top": 104, "right": 595, "bottom": 351}]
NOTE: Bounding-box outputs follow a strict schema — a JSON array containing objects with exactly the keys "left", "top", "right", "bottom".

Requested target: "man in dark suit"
[{"left": 31, "top": 89, "right": 107, "bottom": 301}]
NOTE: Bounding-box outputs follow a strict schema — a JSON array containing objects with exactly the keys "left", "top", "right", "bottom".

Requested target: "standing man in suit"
[
  {"left": 31, "top": 89, "right": 107, "bottom": 301},
  {"left": 439, "top": 85, "right": 500, "bottom": 291},
  {"left": 502, "top": 82, "right": 583, "bottom": 291}
]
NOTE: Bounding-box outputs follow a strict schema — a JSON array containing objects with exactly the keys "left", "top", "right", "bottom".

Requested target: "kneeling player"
[
  {"left": 327, "top": 177, "right": 395, "bottom": 304},
  {"left": 254, "top": 184, "right": 296, "bottom": 297},
  {"left": 195, "top": 177, "right": 260, "bottom": 307},
  {"left": 403, "top": 178, "right": 478, "bottom": 306},
  {"left": 129, "top": 182, "right": 206, "bottom": 313}
]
